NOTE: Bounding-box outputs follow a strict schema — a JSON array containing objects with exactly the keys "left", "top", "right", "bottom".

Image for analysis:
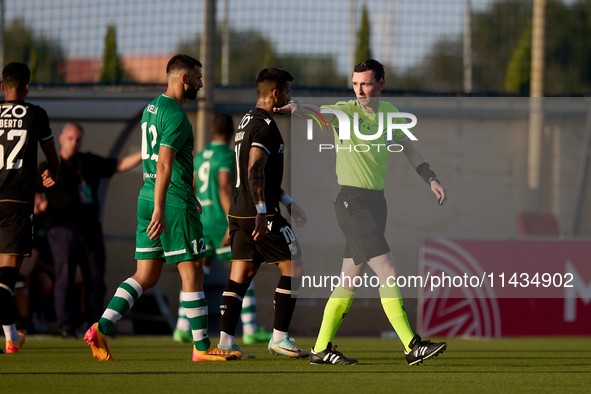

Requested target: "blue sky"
[{"left": 4, "top": 0, "right": 577, "bottom": 74}]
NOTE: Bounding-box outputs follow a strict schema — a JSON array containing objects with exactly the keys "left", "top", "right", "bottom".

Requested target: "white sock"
[
  {"left": 176, "top": 290, "right": 191, "bottom": 331},
  {"left": 272, "top": 329, "right": 288, "bottom": 343},
  {"left": 176, "top": 315, "right": 191, "bottom": 331},
  {"left": 2, "top": 324, "right": 19, "bottom": 342},
  {"left": 219, "top": 331, "right": 235, "bottom": 348},
  {"left": 242, "top": 320, "right": 257, "bottom": 335}
]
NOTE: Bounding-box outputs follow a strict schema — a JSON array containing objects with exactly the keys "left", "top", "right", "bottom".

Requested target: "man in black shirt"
[
  {"left": 217, "top": 68, "right": 309, "bottom": 359},
  {"left": 0, "top": 62, "right": 60, "bottom": 353},
  {"left": 38, "top": 123, "right": 141, "bottom": 338}
]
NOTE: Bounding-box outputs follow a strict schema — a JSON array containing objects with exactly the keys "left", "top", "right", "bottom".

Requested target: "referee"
[{"left": 276, "top": 59, "right": 447, "bottom": 366}]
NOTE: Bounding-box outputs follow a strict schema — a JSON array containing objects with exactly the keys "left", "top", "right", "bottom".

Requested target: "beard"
[
  {"left": 185, "top": 86, "right": 198, "bottom": 100},
  {"left": 276, "top": 97, "right": 289, "bottom": 115}
]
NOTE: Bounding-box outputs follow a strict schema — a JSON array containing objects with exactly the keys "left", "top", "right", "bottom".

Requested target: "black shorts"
[
  {"left": 334, "top": 186, "right": 390, "bottom": 265},
  {"left": 229, "top": 213, "right": 302, "bottom": 267},
  {"left": 0, "top": 202, "right": 34, "bottom": 256}
]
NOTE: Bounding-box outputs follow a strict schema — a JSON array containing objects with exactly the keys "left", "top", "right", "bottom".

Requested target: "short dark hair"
[
  {"left": 353, "top": 59, "right": 385, "bottom": 82},
  {"left": 166, "top": 54, "right": 202, "bottom": 75},
  {"left": 256, "top": 68, "right": 294, "bottom": 96},
  {"left": 2, "top": 62, "right": 31, "bottom": 89},
  {"left": 212, "top": 113, "right": 234, "bottom": 139}
]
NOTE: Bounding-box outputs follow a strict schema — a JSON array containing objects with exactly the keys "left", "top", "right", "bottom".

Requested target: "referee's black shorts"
[
  {"left": 229, "top": 213, "right": 302, "bottom": 267},
  {"left": 334, "top": 186, "right": 390, "bottom": 265},
  {"left": 0, "top": 201, "right": 34, "bottom": 256}
]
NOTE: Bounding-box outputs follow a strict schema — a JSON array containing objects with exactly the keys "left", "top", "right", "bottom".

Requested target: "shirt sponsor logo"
[
  {"left": 147, "top": 104, "right": 158, "bottom": 115},
  {"left": 1, "top": 104, "right": 27, "bottom": 119}
]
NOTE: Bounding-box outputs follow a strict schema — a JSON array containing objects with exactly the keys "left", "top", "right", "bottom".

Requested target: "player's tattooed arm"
[
  {"left": 248, "top": 146, "right": 268, "bottom": 204},
  {"left": 248, "top": 146, "right": 269, "bottom": 241}
]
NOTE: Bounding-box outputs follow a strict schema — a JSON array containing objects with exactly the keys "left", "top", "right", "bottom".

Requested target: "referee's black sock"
[
  {"left": 0, "top": 266, "right": 19, "bottom": 325},
  {"left": 220, "top": 280, "right": 250, "bottom": 337},
  {"left": 273, "top": 276, "right": 301, "bottom": 334}
]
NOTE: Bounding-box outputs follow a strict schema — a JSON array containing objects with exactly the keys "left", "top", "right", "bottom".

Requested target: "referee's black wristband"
[{"left": 416, "top": 162, "right": 440, "bottom": 185}]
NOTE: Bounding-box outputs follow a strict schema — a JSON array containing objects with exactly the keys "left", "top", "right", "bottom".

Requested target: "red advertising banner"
[{"left": 418, "top": 238, "right": 591, "bottom": 337}]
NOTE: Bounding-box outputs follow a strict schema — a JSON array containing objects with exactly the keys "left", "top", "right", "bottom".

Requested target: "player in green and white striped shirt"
[{"left": 84, "top": 55, "right": 240, "bottom": 362}]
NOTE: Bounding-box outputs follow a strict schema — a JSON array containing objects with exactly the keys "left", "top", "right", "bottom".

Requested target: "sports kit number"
[
  {"left": 191, "top": 238, "right": 207, "bottom": 255},
  {"left": 280, "top": 225, "right": 298, "bottom": 255},
  {"left": 233, "top": 113, "right": 253, "bottom": 188},
  {"left": 279, "top": 226, "right": 296, "bottom": 244},
  {"left": 0, "top": 129, "right": 28, "bottom": 170},
  {"left": 198, "top": 161, "right": 211, "bottom": 193},
  {"left": 141, "top": 122, "right": 159, "bottom": 162},
  {"left": 234, "top": 143, "right": 241, "bottom": 187}
]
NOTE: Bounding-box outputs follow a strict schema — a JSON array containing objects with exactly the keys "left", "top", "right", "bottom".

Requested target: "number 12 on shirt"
[{"left": 141, "top": 122, "right": 159, "bottom": 162}]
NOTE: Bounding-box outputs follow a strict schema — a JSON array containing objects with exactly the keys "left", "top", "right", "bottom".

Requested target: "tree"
[
  {"left": 177, "top": 29, "right": 346, "bottom": 87},
  {"left": 355, "top": 3, "right": 372, "bottom": 65},
  {"left": 178, "top": 29, "right": 274, "bottom": 86},
  {"left": 505, "top": 28, "right": 532, "bottom": 94},
  {"left": 275, "top": 55, "right": 347, "bottom": 87},
  {"left": 99, "top": 24, "right": 125, "bottom": 83},
  {"left": 416, "top": 0, "right": 591, "bottom": 95},
  {"left": 4, "top": 18, "right": 64, "bottom": 84}
]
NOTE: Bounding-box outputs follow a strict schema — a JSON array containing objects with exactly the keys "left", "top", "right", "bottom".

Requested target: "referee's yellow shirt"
[{"left": 321, "top": 100, "right": 410, "bottom": 190}]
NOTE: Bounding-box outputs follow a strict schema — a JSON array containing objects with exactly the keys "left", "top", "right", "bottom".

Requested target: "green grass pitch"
[{"left": 2, "top": 336, "right": 590, "bottom": 393}]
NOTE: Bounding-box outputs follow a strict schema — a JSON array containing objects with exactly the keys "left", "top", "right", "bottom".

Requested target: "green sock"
[
  {"left": 313, "top": 286, "right": 355, "bottom": 353},
  {"left": 379, "top": 284, "right": 414, "bottom": 352},
  {"left": 98, "top": 278, "right": 143, "bottom": 336},
  {"left": 181, "top": 291, "right": 211, "bottom": 351}
]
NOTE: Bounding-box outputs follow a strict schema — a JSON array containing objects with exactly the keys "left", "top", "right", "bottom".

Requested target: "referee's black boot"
[
  {"left": 310, "top": 342, "right": 358, "bottom": 365},
  {"left": 404, "top": 335, "right": 447, "bottom": 366}
]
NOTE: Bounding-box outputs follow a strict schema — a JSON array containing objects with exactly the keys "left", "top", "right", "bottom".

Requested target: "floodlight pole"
[
  {"left": 462, "top": 0, "right": 472, "bottom": 94},
  {"left": 221, "top": 0, "right": 230, "bottom": 87},
  {"left": 528, "top": 0, "right": 546, "bottom": 211},
  {"left": 197, "top": 0, "right": 216, "bottom": 153},
  {"left": 348, "top": 0, "right": 356, "bottom": 88}
]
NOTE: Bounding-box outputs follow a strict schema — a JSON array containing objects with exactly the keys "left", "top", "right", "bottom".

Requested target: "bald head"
[{"left": 59, "top": 123, "right": 84, "bottom": 160}]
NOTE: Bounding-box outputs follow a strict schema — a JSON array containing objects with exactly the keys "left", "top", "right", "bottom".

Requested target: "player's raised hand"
[
  {"left": 147, "top": 208, "right": 167, "bottom": 240},
  {"left": 252, "top": 213, "right": 269, "bottom": 241},
  {"left": 273, "top": 100, "right": 299, "bottom": 114},
  {"left": 287, "top": 201, "right": 307, "bottom": 228},
  {"left": 41, "top": 169, "right": 57, "bottom": 188},
  {"left": 431, "top": 181, "right": 447, "bottom": 206}
]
